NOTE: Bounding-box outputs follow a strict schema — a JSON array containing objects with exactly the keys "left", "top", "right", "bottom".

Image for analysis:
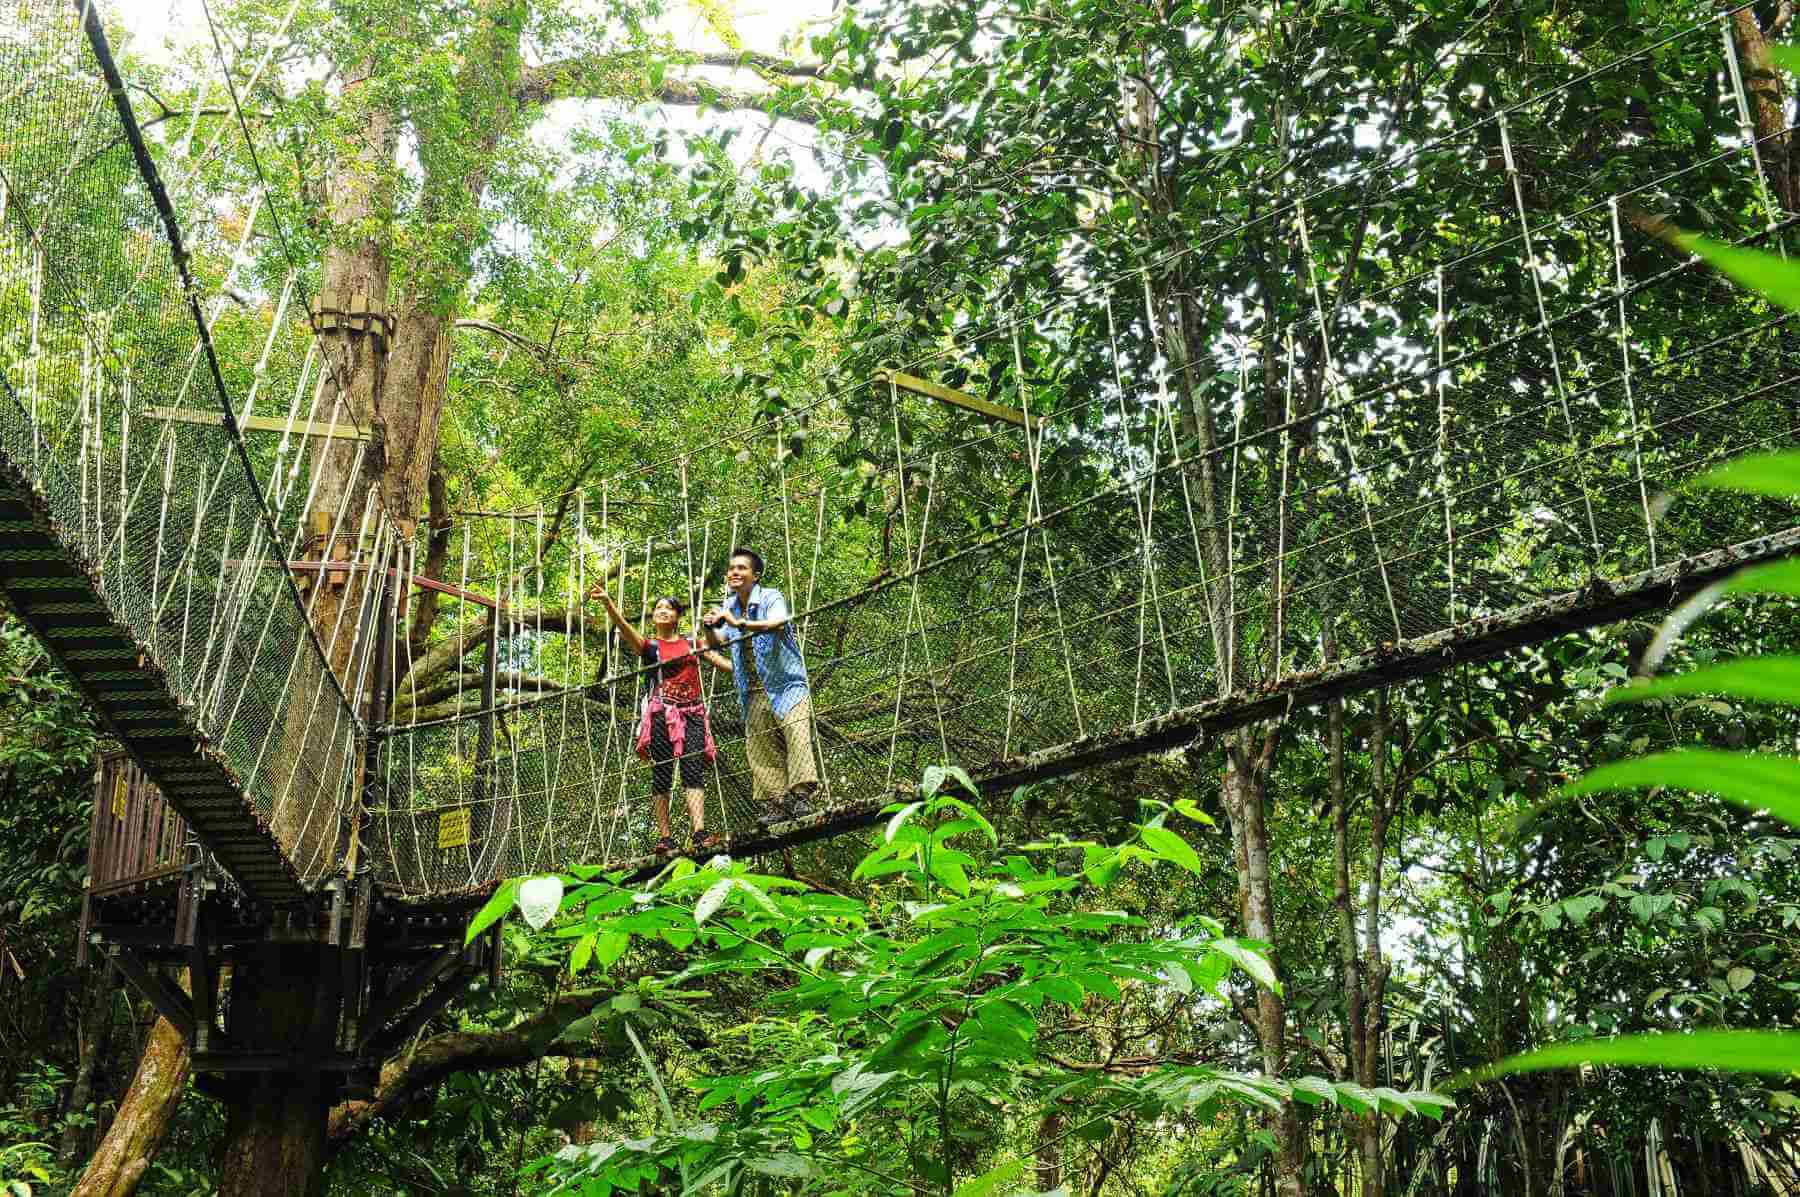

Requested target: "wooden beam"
[
  {"left": 881, "top": 371, "right": 1026, "bottom": 427},
  {"left": 141, "top": 406, "right": 370, "bottom": 442}
]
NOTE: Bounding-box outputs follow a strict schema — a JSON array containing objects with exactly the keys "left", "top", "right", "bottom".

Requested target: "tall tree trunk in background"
[
  {"left": 69, "top": 1011, "right": 190, "bottom": 1197},
  {"left": 1728, "top": 8, "right": 1799, "bottom": 213},
  {"left": 1222, "top": 737, "right": 1303, "bottom": 1197}
]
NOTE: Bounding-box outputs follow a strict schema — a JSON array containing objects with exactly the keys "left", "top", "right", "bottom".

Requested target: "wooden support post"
[
  {"left": 107, "top": 946, "right": 194, "bottom": 1041},
  {"left": 357, "top": 943, "right": 462, "bottom": 1053}
]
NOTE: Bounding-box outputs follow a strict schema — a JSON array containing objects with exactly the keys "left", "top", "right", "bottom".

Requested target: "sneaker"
[
  {"left": 691, "top": 828, "right": 723, "bottom": 854},
  {"left": 651, "top": 835, "right": 678, "bottom": 855}
]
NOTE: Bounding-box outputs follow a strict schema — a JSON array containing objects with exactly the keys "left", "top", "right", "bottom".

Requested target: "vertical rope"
[
  {"left": 1106, "top": 293, "right": 1175, "bottom": 720},
  {"left": 1434, "top": 268, "right": 1457, "bottom": 624},
  {"left": 1296, "top": 200, "right": 1405, "bottom": 641},
  {"left": 885, "top": 380, "right": 913, "bottom": 785},
  {"left": 1014, "top": 328, "right": 1085, "bottom": 740},
  {"left": 1497, "top": 112, "right": 1602, "bottom": 561},
  {"left": 677, "top": 459, "right": 709, "bottom": 838},
  {"left": 1274, "top": 328, "right": 1295, "bottom": 676},
  {"left": 1609, "top": 197, "right": 1659, "bottom": 569}
]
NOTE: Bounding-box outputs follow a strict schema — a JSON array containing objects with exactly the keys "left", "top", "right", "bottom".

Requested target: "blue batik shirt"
[{"left": 719, "top": 584, "right": 810, "bottom": 721}]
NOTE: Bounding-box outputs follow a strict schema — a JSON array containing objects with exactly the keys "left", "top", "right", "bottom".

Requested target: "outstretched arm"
[
  {"left": 588, "top": 585, "right": 646, "bottom": 656},
  {"left": 700, "top": 647, "right": 733, "bottom": 673}
]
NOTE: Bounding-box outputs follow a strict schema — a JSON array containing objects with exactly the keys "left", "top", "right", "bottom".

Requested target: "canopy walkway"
[{"left": 3, "top": 0, "right": 1799, "bottom": 1068}]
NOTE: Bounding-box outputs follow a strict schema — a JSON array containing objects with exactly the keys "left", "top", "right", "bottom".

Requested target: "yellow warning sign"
[
  {"left": 110, "top": 772, "right": 128, "bottom": 819},
  {"left": 437, "top": 807, "right": 471, "bottom": 850}
]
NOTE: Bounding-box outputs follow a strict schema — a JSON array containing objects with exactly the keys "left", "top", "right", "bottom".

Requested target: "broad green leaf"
[
  {"left": 1693, "top": 450, "right": 1800, "bottom": 497},
  {"left": 954, "top": 1158, "right": 1026, "bottom": 1197},
  {"left": 1372, "top": 1086, "right": 1418, "bottom": 1116},
  {"left": 1561, "top": 895, "right": 1605, "bottom": 927},
  {"left": 1563, "top": 749, "right": 1800, "bottom": 829},
  {"left": 593, "top": 931, "right": 631, "bottom": 968},
  {"left": 749, "top": 1153, "right": 813, "bottom": 1178},
  {"left": 1722, "top": 558, "right": 1800, "bottom": 598},
  {"left": 1211, "top": 939, "right": 1279, "bottom": 992},
  {"left": 1141, "top": 824, "right": 1205, "bottom": 876},
  {"left": 1669, "top": 233, "right": 1800, "bottom": 315},
  {"left": 886, "top": 801, "right": 925, "bottom": 842},
  {"left": 1291, "top": 1075, "right": 1338, "bottom": 1107},
  {"left": 1409, "top": 1093, "right": 1456, "bottom": 1122},
  {"left": 465, "top": 877, "right": 521, "bottom": 943},
  {"left": 1771, "top": 43, "right": 1800, "bottom": 74},
  {"left": 1333, "top": 1081, "right": 1379, "bottom": 1115},
  {"left": 1452, "top": 1030, "right": 1800, "bottom": 1088},
  {"left": 1612, "top": 657, "right": 1800, "bottom": 710},
  {"left": 1727, "top": 966, "right": 1756, "bottom": 992},
  {"left": 929, "top": 852, "right": 970, "bottom": 897},
  {"left": 694, "top": 879, "right": 734, "bottom": 925},
  {"left": 1036, "top": 975, "right": 1084, "bottom": 1008}
]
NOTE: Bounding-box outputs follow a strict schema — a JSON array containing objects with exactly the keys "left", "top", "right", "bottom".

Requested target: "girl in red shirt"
[{"left": 591, "top": 589, "right": 732, "bottom": 855}]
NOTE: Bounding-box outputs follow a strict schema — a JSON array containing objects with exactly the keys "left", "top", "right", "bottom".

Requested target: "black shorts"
[{"left": 646, "top": 707, "right": 706, "bottom": 793}]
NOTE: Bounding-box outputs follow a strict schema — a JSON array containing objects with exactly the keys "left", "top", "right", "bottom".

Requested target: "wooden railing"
[{"left": 88, "top": 754, "right": 190, "bottom": 893}]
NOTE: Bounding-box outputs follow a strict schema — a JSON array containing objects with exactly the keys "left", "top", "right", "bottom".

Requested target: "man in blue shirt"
[{"left": 702, "top": 547, "right": 819, "bottom": 824}]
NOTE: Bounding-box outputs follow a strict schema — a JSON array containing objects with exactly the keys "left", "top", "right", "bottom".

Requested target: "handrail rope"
[{"left": 383, "top": 367, "right": 1796, "bottom": 740}]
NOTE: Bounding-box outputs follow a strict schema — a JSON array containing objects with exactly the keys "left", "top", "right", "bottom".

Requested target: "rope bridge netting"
[{"left": 3, "top": 1, "right": 1798, "bottom": 902}]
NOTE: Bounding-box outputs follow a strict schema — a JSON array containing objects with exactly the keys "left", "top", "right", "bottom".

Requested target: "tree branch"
[
  {"left": 325, "top": 990, "right": 625, "bottom": 1149},
  {"left": 516, "top": 55, "right": 823, "bottom": 123}
]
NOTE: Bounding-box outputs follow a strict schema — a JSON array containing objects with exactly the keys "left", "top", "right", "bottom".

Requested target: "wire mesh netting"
[
  {"left": 0, "top": 1, "right": 364, "bottom": 889},
  {"left": 1, "top": 4, "right": 1797, "bottom": 900}
]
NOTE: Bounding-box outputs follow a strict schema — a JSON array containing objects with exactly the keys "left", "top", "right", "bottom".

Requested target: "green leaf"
[
  {"left": 1332, "top": 1082, "right": 1379, "bottom": 1115},
  {"left": 466, "top": 877, "right": 521, "bottom": 943},
  {"left": 1620, "top": 655, "right": 1800, "bottom": 709},
  {"left": 695, "top": 879, "right": 734, "bottom": 925},
  {"left": 1291, "top": 1076, "right": 1338, "bottom": 1107},
  {"left": 1669, "top": 231, "right": 1800, "bottom": 315},
  {"left": 1211, "top": 939, "right": 1279, "bottom": 992},
  {"left": 886, "top": 801, "right": 925, "bottom": 842},
  {"left": 1451, "top": 1031, "right": 1800, "bottom": 1088},
  {"left": 1693, "top": 450, "right": 1800, "bottom": 497},
  {"left": 1609, "top": 658, "right": 1800, "bottom": 709},
  {"left": 929, "top": 852, "right": 970, "bottom": 897},
  {"left": 954, "top": 1158, "right": 1027, "bottom": 1197},
  {"left": 1140, "top": 824, "right": 1205, "bottom": 876},
  {"left": 1770, "top": 43, "right": 1800, "bottom": 75},
  {"left": 1563, "top": 749, "right": 1800, "bottom": 829},
  {"left": 1727, "top": 966, "right": 1756, "bottom": 992},
  {"left": 1561, "top": 895, "right": 1605, "bottom": 927},
  {"left": 1036, "top": 975, "right": 1084, "bottom": 1008},
  {"left": 1722, "top": 558, "right": 1800, "bottom": 599},
  {"left": 749, "top": 1153, "right": 814, "bottom": 1178},
  {"left": 921, "top": 764, "right": 978, "bottom": 798}
]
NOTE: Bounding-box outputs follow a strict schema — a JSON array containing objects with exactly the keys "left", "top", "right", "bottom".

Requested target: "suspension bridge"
[{"left": 3, "top": 1, "right": 1797, "bottom": 1072}]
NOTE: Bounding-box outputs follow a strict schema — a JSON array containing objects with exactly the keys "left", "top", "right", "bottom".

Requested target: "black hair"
[
  {"left": 647, "top": 595, "right": 687, "bottom": 620},
  {"left": 728, "top": 546, "right": 765, "bottom": 577}
]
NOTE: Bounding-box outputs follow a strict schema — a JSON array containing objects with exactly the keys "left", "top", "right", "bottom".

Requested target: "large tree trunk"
[
  {"left": 69, "top": 1010, "right": 190, "bottom": 1197},
  {"left": 1222, "top": 736, "right": 1304, "bottom": 1197},
  {"left": 216, "top": 947, "right": 342, "bottom": 1197}
]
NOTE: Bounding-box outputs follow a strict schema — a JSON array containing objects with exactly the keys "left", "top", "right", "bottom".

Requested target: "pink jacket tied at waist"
[{"left": 635, "top": 696, "right": 717, "bottom": 764}]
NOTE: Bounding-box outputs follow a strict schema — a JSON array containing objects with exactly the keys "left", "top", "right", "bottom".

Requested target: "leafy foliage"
[{"left": 482, "top": 771, "right": 1450, "bottom": 1194}]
